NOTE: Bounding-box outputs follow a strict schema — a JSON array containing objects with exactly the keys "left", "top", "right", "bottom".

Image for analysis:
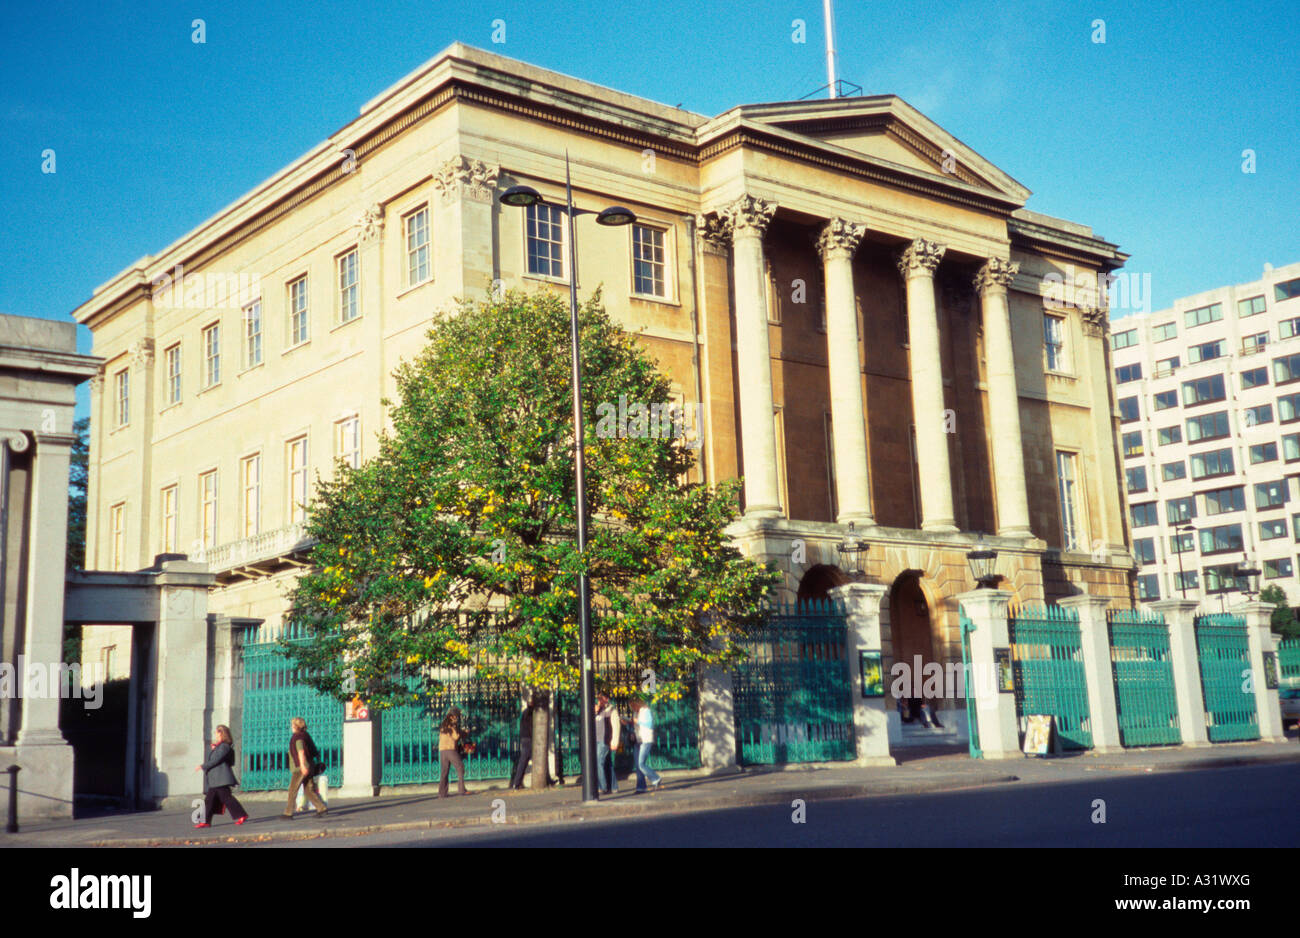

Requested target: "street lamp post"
[
  {"left": 1174, "top": 522, "right": 1196, "bottom": 599},
  {"left": 501, "top": 157, "right": 635, "bottom": 803}
]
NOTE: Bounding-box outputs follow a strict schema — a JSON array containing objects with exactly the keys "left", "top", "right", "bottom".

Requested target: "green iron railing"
[
  {"left": 731, "top": 597, "right": 855, "bottom": 765},
  {"left": 240, "top": 621, "right": 344, "bottom": 791},
  {"left": 959, "top": 608, "right": 982, "bottom": 759},
  {"left": 1008, "top": 603, "right": 1093, "bottom": 750},
  {"left": 1107, "top": 607, "right": 1181, "bottom": 747},
  {"left": 1194, "top": 613, "right": 1259, "bottom": 742},
  {"left": 1279, "top": 638, "right": 1300, "bottom": 688}
]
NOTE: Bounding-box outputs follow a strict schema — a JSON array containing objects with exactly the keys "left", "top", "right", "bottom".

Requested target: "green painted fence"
[
  {"left": 731, "top": 598, "right": 855, "bottom": 765},
  {"left": 240, "top": 622, "right": 344, "bottom": 791},
  {"left": 1279, "top": 638, "right": 1300, "bottom": 688},
  {"left": 556, "top": 677, "right": 701, "bottom": 777},
  {"left": 1194, "top": 613, "right": 1259, "bottom": 742},
  {"left": 1107, "top": 607, "right": 1181, "bottom": 747},
  {"left": 1008, "top": 603, "right": 1093, "bottom": 750}
]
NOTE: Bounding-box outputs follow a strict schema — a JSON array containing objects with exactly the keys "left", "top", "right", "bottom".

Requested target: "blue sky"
[{"left": 2, "top": 0, "right": 1297, "bottom": 370}]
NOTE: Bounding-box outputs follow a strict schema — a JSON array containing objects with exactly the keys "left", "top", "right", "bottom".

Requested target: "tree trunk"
[{"left": 531, "top": 689, "right": 551, "bottom": 790}]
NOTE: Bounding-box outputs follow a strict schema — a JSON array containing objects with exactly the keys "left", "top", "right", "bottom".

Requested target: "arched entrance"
[
  {"left": 888, "top": 571, "right": 943, "bottom": 726},
  {"left": 796, "top": 564, "right": 848, "bottom": 605}
]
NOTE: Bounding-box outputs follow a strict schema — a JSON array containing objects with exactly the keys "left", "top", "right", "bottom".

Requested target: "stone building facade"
[{"left": 72, "top": 43, "right": 1135, "bottom": 742}]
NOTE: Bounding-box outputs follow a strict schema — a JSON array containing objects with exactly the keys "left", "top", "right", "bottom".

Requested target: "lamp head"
[
  {"left": 596, "top": 205, "right": 636, "bottom": 226},
  {"left": 500, "top": 185, "right": 542, "bottom": 208}
]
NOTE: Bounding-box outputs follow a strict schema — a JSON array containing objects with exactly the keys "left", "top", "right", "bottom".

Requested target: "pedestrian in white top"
[{"left": 631, "top": 699, "right": 662, "bottom": 792}]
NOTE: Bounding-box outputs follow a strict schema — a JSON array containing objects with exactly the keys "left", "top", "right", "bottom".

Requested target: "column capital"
[
  {"left": 695, "top": 212, "right": 732, "bottom": 254},
  {"left": 973, "top": 257, "right": 1019, "bottom": 296},
  {"left": 815, "top": 218, "right": 867, "bottom": 262},
  {"left": 355, "top": 203, "right": 385, "bottom": 242},
  {"left": 433, "top": 155, "right": 500, "bottom": 203},
  {"left": 719, "top": 194, "right": 776, "bottom": 239},
  {"left": 130, "top": 337, "right": 155, "bottom": 368},
  {"left": 896, "top": 238, "right": 945, "bottom": 279},
  {"left": 1057, "top": 592, "right": 1112, "bottom": 614},
  {"left": 88, "top": 369, "right": 105, "bottom": 395},
  {"left": 0, "top": 428, "right": 32, "bottom": 454},
  {"left": 1080, "top": 305, "right": 1109, "bottom": 338}
]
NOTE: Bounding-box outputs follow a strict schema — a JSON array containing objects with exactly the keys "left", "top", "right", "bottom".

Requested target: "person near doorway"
[
  {"left": 283, "top": 716, "right": 328, "bottom": 818},
  {"left": 438, "top": 706, "right": 471, "bottom": 797},
  {"left": 195, "top": 724, "right": 248, "bottom": 828},
  {"left": 594, "top": 692, "right": 620, "bottom": 794},
  {"left": 630, "top": 699, "right": 662, "bottom": 793},
  {"left": 509, "top": 695, "right": 536, "bottom": 790}
]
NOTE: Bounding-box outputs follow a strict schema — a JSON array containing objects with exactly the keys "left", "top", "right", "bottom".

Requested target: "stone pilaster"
[
  {"left": 433, "top": 155, "right": 500, "bottom": 296},
  {"left": 816, "top": 219, "right": 874, "bottom": 525},
  {"left": 1058, "top": 593, "right": 1123, "bottom": 752},
  {"left": 830, "top": 582, "right": 895, "bottom": 765},
  {"left": 1231, "top": 601, "right": 1286, "bottom": 742},
  {"left": 1149, "top": 599, "right": 1210, "bottom": 747},
  {"left": 956, "top": 589, "right": 1021, "bottom": 758},
  {"left": 975, "top": 258, "right": 1032, "bottom": 538},
  {"left": 720, "top": 194, "right": 782, "bottom": 518},
  {"left": 897, "top": 239, "right": 955, "bottom": 532}
]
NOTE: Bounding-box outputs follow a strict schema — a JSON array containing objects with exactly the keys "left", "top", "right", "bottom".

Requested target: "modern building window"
[
  {"left": 241, "top": 454, "right": 261, "bottom": 537},
  {"left": 1133, "top": 537, "right": 1156, "bottom": 565},
  {"left": 1265, "top": 557, "right": 1293, "bottom": 579},
  {"left": 1153, "top": 321, "right": 1177, "bottom": 342},
  {"left": 1044, "top": 315, "right": 1068, "bottom": 372},
  {"left": 1154, "top": 356, "right": 1180, "bottom": 375},
  {"left": 1203, "top": 485, "right": 1246, "bottom": 516},
  {"left": 1241, "top": 367, "right": 1269, "bottom": 389},
  {"left": 1237, "top": 295, "right": 1266, "bottom": 318},
  {"left": 405, "top": 206, "right": 431, "bottom": 286},
  {"left": 243, "top": 300, "right": 262, "bottom": 369},
  {"left": 1154, "top": 389, "right": 1179, "bottom": 411},
  {"left": 1166, "top": 496, "right": 1196, "bottom": 524},
  {"left": 338, "top": 249, "right": 359, "bottom": 323},
  {"left": 160, "top": 484, "right": 177, "bottom": 554},
  {"left": 1136, "top": 574, "right": 1161, "bottom": 601},
  {"left": 1190, "top": 448, "right": 1234, "bottom": 480},
  {"left": 1115, "top": 363, "right": 1142, "bottom": 384},
  {"left": 525, "top": 203, "right": 564, "bottom": 279},
  {"left": 1161, "top": 460, "right": 1186, "bottom": 481},
  {"left": 1119, "top": 396, "right": 1140, "bottom": 423},
  {"left": 1285, "top": 434, "right": 1300, "bottom": 463},
  {"left": 1279, "top": 392, "right": 1300, "bottom": 423},
  {"left": 1203, "top": 563, "right": 1246, "bottom": 594},
  {"left": 1294, "top": 513, "right": 1300, "bottom": 542},
  {"left": 1182, "top": 374, "right": 1225, "bottom": 406},
  {"left": 335, "top": 416, "right": 361, "bottom": 470},
  {"left": 1199, "top": 523, "right": 1243, "bottom": 555},
  {"left": 166, "top": 344, "right": 182, "bottom": 405},
  {"left": 1169, "top": 530, "right": 1195, "bottom": 554},
  {"left": 1056, "top": 450, "right": 1081, "bottom": 550},
  {"left": 1244, "top": 404, "right": 1273, "bottom": 427},
  {"left": 1242, "top": 331, "right": 1269, "bottom": 354},
  {"left": 1184, "top": 302, "right": 1223, "bottom": 328},
  {"left": 287, "top": 436, "right": 309, "bottom": 524},
  {"left": 1173, "top": 570, "right": 1198, "bottom": 592},
  {"left": 1157, "top": 425, "right": 1182, "bottom": 446},
  {"left": 1275, "top": 277, "right": 1300, "bottom": 302},
  {"left": 203, "top": 322, "right": 220, "bottom": 388},
  {"left": 1250, "top": 442, "right": 1278, "bottom": 464},
  {"left": 1255, "top": 479, "right": 1289, "bottom": 510},
  {"left": 115, "top": 368, "right": 129, "bottom": 427},
  {"left": 109, "top": 502, "right": 125, "bottom": 571},
  {"left": 1111, "top": 328, "right": 1138, "bottom": 350},
  {"left": 1131, "top": 502, "right": 1158, "bottom": 528},
  {"left": 199, "top": 470, "right": 218, "bottom": 549},
  {"left": 1126, "top": 466, "right": 1148, "bottom": 493},
  {"left": 1185, "top": 411, "right": 1229, "bottom": 443},
  {"left": 1122, "top": 430, "right": 1144, "bottom": 458},
  {"left": 632, "top": 224, "right": 667, "bottom": 297},
  {"left": 288, "top": 276, "right": 309, "bottom": 347},
  {"left": 1187, "top": 340, "right": 1224, "bottom": 364},
  {"left": 1273, "top": 352, "right": 1300, "bottom": 385},
  {"left": 1280, "top": 315, "right": 1300, "bottom": 340},
  {"left": 1260, "top": 518, "right": 1288, "bottom": 541}
]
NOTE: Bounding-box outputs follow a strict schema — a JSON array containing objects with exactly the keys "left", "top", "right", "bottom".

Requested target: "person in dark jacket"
[
  {"left": 195, "top": 725, "right": 249, "bottom": 827},
  {"left": 283, "top": 716, "right": 327, "bottom": 818},
  {"left": 509, "top": 695, "right": 536, "bottom": 790}
]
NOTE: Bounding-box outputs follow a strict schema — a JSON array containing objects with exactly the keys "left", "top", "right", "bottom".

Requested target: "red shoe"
[
  {"left": 194, "top": 822, "right": 210, "bottom": 828},
  {"left": 235, "top": 816, "right": 248, "bottom": 825}
]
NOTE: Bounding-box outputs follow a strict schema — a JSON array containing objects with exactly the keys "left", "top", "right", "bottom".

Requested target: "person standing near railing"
[
  {"left": 630, "top": 699, "right": 662, "bottom": 793},
  {"left": 593, "top": 693, "right": 619, "bottom": 794}
]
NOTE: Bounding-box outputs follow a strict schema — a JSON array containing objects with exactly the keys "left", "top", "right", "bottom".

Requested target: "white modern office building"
[{"left": 1111, "top": 261, "right": 1300, "bottom": 606}]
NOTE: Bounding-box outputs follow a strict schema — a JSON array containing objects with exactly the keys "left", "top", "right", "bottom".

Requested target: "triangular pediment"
[{"left": 736, "top": 97, "right": 1031, "bottom": 203}]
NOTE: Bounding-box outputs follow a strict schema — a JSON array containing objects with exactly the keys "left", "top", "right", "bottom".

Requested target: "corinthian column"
[
  {"left": 975, "top": 258, "right": 1032, "bottom": 537},
  {"left": 816, "top": 218, "right": 874, "bottom": 524},
  {"left": 897, "top": 238, "right": 956, "bottom": 532}
]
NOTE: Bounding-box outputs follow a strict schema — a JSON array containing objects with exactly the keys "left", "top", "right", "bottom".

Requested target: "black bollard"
[{"left": 5, "top": 765, "right": 18, "bottom": 833}]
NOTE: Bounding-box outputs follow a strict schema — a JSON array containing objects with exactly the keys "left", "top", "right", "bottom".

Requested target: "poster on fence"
[{"left": 1022, "top": 714, "right": 1054, "bottom": 755}]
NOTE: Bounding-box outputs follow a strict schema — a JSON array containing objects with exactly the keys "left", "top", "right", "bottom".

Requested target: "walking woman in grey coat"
[{"left": 195, "top": 725, "right": 249, "bottom": 827}]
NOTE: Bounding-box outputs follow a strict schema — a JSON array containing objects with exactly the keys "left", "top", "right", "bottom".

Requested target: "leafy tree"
[
  {"left": 66, "top": 416, "right": 89, "bottom": 571},
  {"left": 1259, "top": 584, "right": 1300, "bottom": 639},
  {"left": 284, "top": 289, "right": 778, "bottom": 714}
]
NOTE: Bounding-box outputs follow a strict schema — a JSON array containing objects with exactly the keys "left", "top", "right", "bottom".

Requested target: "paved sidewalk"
[{"left": 6, "top": 739, "right": 1298, "bottom": 847}]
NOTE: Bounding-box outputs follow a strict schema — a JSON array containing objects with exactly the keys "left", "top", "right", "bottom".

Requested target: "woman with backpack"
[
  {"left": 283, "top": 716, "right": 328, "bottom": 818},
  {"left": 195, "top": 724, "right": 249, "bottom": 827},
  {"left": 631, "top": 699, "right": 663, "bottom": 793},
  {"left": 438, "top": 706, "right": 472, "bottom": 798}
]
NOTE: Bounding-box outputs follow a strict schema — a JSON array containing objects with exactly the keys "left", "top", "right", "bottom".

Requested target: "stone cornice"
[{"left": 1008, "top": 214, "right": 1127, "bottom": 270}]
